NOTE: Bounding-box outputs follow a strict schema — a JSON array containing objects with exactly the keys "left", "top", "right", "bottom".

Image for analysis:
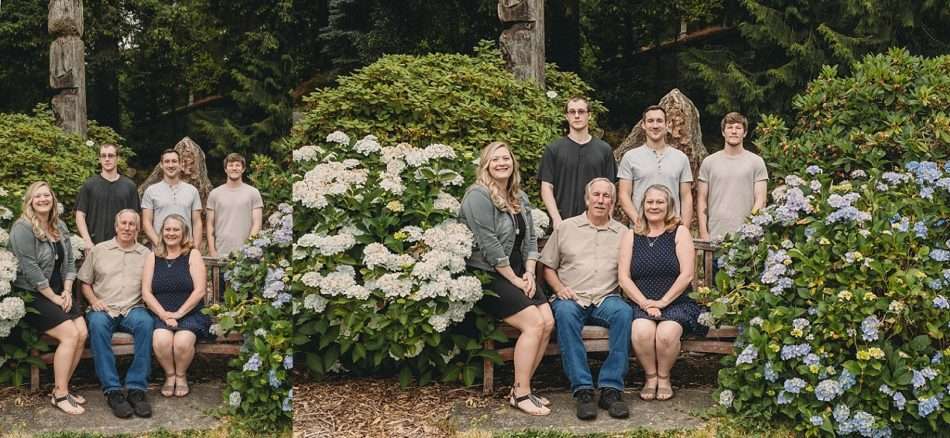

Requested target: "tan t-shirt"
[
  {"left": 539, "top": 214, "right": 626, "bottom": 307},
  {"left": 207, "top": 183, "right": 264, "bottom": 256},
  {"left": 698, "top": 149, "right": 768, "bottom": 239},
  {"left": 77, "top": 238, "right": 149, "bottom": 317}
]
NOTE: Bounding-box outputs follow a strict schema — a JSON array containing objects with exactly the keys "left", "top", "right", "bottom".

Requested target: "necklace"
[{"left": 647, "top": 233, "right": 663, "bottom": 247}]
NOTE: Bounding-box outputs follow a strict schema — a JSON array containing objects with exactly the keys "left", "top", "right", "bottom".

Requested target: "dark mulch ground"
[{"left": 293, "top": 353, "right": 722, "bottom": 437}]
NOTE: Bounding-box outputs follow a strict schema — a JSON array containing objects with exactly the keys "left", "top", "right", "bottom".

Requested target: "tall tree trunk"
[{"left": 49, "top": 0, "right": 87, "bottom": 137}]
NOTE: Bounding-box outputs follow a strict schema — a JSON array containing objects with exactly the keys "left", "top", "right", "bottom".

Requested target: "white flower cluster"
[
  {"left": 303, "top": 294, "right": 329, "bottom": 313},
  {"left": 353, "top": 135, "right": 381, "bottom": 155},
  {"left": 301, "top": 265, "right": 371, "bottom": 300},
  {"left": 531, "top": 208, "right": 550, "bottom": 238},
  {"left": 0, "top": 250, "right": 15, "bottom": 296},
  {"left": 297, "top": 232, "right": 357, "bottom": 256},
  {"left": 0, "top": 297, "right": 25, "bottom": 337},
  {"left": 293, "top": 161, "right": 368, "bottom": 208},
  {"left": 433, "top": 192, "right": 461, "bottom": 213},
  {"left": 292, "top": 145, "right": 323, "bottom": 162},
  {"left": 69, "top": 234, "right": 85, "bottom": 261},
  {"left": 326, "top": 130, "right": 350, "bottom": 144}
]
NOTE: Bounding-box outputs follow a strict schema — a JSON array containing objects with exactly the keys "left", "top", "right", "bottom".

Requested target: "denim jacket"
[
  {"left": 9, "top": 218, "right": 76, "bottom": 292},
  {"left": 459, "top": 185, "right": 539, "bottom": 271}
]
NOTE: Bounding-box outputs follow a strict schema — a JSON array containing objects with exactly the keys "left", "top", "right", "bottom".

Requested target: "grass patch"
[
  {"left": 463, "top": 415, "right": 796, "bottom": 438},
  {"left": 14, "top": 422, "right": 291, "bottom": 438}
]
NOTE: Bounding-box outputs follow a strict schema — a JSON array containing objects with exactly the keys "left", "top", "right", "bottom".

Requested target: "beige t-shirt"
[
  {"left": 207, "top": 183, "right": 264, "bottom": 256},
  {"left": 539, "top": 214, "right": 626, "bottom": 307},
  {"left": 698, "top": 149, "right": 768, "bottom": 238},
  {"left": 77, "top": 239, "right": 149, "bottom": 317}
]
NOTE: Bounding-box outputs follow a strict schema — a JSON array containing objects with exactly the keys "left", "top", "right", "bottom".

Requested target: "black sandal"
[{"left": 509, "top": 391, "right": 551, "bottom": 416}]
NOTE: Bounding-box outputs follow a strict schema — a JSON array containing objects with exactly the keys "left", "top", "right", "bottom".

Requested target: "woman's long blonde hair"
[
  {"left": 20, "top": 181, "right": 61, "bottom": 241},
  {"left": 634, "top": 184, "right": 681, "bottom": 235},
  {"left": 475, "top": 141, "right": 522, "bottom": 213},
  {"left": 154, "top": 214, "right": 194, "bottom": 258}
]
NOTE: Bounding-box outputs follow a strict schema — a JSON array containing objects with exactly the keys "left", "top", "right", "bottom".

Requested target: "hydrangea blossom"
[
  {"left": 718, "top": 389, "right": 734, "bottom": 407},
  {"left": 781, "top": 343, "right": 811, "bottom": 360},
  {"left": 784, "top": 378, "right": 806, "bottom": 394},
  {"left": 735, "top": 344, "right": 758, "bottom": 366},
  {"left": 860, "top": 315, "right": 880, "bottom": 341},
  {"left": 764, "top": 361, "right": 778, "bottom": 382},
  {"left": 816, "top": 379, "right": 842, "bottom": 401}
]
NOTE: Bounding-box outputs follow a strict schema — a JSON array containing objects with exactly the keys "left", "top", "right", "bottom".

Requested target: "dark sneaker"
[
  {"left": 598, "top": 387, "right": 629, "bottom": 418},
  {"left": 106, "top": 390, "right": 134, "bottom": 418},
  {"left": 127, "top": 389, "right": 152, "bottom": 418},
  {"left": 574, "top": 389, "right": 597, "bottom": 420}
]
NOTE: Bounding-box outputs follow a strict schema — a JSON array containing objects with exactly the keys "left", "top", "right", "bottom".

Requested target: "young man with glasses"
[
  {"left": 538, "top": 96, "right": 617, "bottom": 229},
  {"left": 76, "top": 143, "right": 141, "bottom": 251}
]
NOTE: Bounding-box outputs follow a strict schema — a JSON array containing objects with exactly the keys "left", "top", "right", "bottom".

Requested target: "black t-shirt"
[
  {"left": 537, "top": 136, "right": 617, "bottom": 220},
  {"left": 75, "top": 174, "right": 141, "bottom": 244}
]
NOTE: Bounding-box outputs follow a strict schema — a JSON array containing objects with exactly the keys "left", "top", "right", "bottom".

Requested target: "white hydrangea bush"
[
  {"left": 0, "top": 187, "right": 23, "bottom": 339},
  {"left": 294, "top": 131, "right": 495, "bottom": 384}
]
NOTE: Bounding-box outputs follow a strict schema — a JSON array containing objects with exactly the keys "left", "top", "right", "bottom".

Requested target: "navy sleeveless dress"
[
  {"left": 152, "top": 250, "right": 212, "bottom": 339},
  {"left": 630, "top": 230, "right": 708, "bottom": 337}
]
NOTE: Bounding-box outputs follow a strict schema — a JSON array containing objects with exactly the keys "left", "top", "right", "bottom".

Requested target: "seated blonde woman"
[
  {"left": 142, "top": 214, "right": 211, "bottom": 398},
  {"left": 9, "top": 181, "right": 88, "bottom": 414},
  {"left": 618, "top": 184, "right": 708, "bottom": 401}
]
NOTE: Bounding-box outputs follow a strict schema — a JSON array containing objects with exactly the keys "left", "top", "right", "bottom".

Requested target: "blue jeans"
[
  {"left": 87, "top": 307, "right": 154, "bottom": 393},
  {"left": 552, "top": 295, "right": 633, "bottom": 395}
]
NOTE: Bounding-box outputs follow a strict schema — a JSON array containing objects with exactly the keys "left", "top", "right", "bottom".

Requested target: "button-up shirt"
[
  {"left": 540, "top": 213, "right": 625, "bottom": 307},
  {"left": 77, "top": 238, "right": 149, "bottom": 317}
]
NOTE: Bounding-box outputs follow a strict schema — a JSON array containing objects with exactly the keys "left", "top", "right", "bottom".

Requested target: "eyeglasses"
[
  {"left": 100, "top": 153, "right": 117, "bottom": 158},
  {"left": 567, "top": 109, "right": 589, "bottom": 116}
]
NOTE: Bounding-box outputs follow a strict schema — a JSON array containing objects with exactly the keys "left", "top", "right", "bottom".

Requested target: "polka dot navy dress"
[
  {"left": 152, "top": 250, "right": 212, "bottom": 339},
  {"left": 630, "top": 230, "right": 708, "bottom": 337}
]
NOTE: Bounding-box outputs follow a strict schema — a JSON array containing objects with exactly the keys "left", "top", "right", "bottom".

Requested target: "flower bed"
[{"left": 698, "top": 162, "right": 950, "bottom": 436}]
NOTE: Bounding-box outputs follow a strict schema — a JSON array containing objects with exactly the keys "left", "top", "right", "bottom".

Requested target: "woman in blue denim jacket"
[
  {"left": 9, "top": 182, "right": 88, "bottom": 415},
  {"left": 459, "top": 141, "right": 555, "bottom": 416}
]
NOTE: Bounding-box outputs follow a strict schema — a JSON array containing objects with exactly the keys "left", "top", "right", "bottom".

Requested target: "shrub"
[
  {"left": 206, "top": 204, "right": 293, "bottom": 432},
  {"left": 291, "top": 41, "right": 604, "bottom": 202},
  {"left": 0, "top": 105, "right": 124, "bottom": 222},
  {"left": 292, "top": 131, "right": 527, "bottom": 386},
  {"left": 756, "top": 49, "right": 950, "bottom": 180}
]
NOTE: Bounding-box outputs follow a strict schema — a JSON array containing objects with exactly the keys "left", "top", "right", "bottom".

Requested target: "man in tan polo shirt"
[
  {"left": 541, "top": 178, "right": 633, "bottom": 420},
  {"left": 79, "top": 209, "right": 153, "bottom": 419}
]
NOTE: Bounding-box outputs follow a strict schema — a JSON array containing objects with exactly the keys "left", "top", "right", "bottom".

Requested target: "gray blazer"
[
  {"left": 459, "top": 185, "right": 539, "bottom": 271},
  {"left": 9, "top": 218, "right": 76, "bottom": 292}
]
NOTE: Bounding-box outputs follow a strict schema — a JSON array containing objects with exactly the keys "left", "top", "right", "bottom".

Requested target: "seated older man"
[
  {"left": 78, "top": 209, "right": 153, "bottom": 419},
  {"left": 541, "top": 177, "right": 632, "bottom": 420}
]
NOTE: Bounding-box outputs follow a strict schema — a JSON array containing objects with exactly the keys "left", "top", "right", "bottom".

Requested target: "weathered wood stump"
[
  {"left": 139, "top": 137, "right": 214, "bottom": 208},
  {"left": 498, "top": 0, "right": 545, "bottom": 87},
  {"left": 49, "top": 0, "right": 87, "bottom": 137}
]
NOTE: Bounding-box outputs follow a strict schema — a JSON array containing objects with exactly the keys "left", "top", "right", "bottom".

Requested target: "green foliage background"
[{"left": 293, "top": 41, "right": 605, "bottom": 202}]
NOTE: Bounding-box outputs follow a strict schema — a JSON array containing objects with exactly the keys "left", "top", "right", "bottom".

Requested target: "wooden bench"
[
  {"left": 29, "top": 257, "right": 243, "bottom": 391},
  {"left": 481, "top": 239, "right": 737, "bottom": 394}
]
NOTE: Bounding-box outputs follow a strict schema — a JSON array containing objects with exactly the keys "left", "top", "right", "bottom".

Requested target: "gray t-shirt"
[
  {"left": 207, "top": 183, "right": 264, "bottom": 256},
  {"left": 141, "top": 180, "right": 202, "bottom": 234},
  {"left": 617, "top": 145, "right": 693, "bottom": 215},
  {"left": 698, "top": 150, "right": 768, "bottom": 238}
]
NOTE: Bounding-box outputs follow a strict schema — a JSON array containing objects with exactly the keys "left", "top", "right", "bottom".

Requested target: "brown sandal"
[
  {"left": 161, "top": 374, "right": 176, "bottom": 398},
  {"left": 174, "top": 374, "right": 190, "bottom": 397},
  {"left": 656, "top": 374, "right": 674, "bottom": 401},
  {"left": 51, "top": 392, "right": 84, "bottom": 415},
  {"left": 509, "top": 391, "right": 551, "bottom": 416},
  {"left": 640, "top": 373, "right": 658, "bottom": 401}
]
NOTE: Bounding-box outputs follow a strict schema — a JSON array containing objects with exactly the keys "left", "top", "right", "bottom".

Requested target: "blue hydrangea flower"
[
  {"left": 243, "top": 353, "right": 262, "bottom": 372},
  {"left": 918, "top": 395, "right": 940, "bottom": 417},
  {"left": 851, "top": 411, "right": 875, "bottom": 436},
  {"left": 735, "top": 344, "right": 758, "bottom": 366},
  {"left": 804, "top": 353, "right": 820, "bottom": 366},
  {"left": 810, "top": 415, "right": 824, "bottom": 426},
  {"left": 930, "top": 279, "right": 945, "bottom": 290},
  {"left": 914, "top": 221, "right": 928, "bottom": 238},
  {"left": 860, "top": 315, "right": 880, "bottom": 341},
  {"left": 268, "top": 369, "right": 281, "bottom": 388},
  {"left": 806, "top": 165, "right": 823, "bottom": 175},
  {"left": 893, "top": 391, "right": 906, "bottom": 410},
  {"left": 816, "top": 379, "right": 842, "bottom": 401},
  {"left": 764, "top": 362, "right": 778, "bottom": 382},
  {"left": 781, "top": 343, "right": 812, "bottom": 360},
  {"left": 879, "top": 384, "right": 893, "bottom": 396},
  {"left": 934, "top": 295, "right": 949, "bottom": 309},
  {"left": 838, "top": 370, "right": 856, "bottom": 391},
  {"left": 933, "top": 351, "right": 943, "bottom": 364},
  {"left": 833, "top": 403, "right": 850, "bottom": 423},
  {"left": 784, "top": 378, "right": 806, "bottom": 394},
  {"left": 912, "top": 369, "right": 927, "bottom": 388},
  {"left": 283, "top": 355, "right": 294, "bottom": 370}
]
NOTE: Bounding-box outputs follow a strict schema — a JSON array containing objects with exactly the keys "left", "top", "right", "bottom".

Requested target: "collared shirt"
[
  {"left": 539, "top": 213, "right": 625, "bottom": 307},
  {"left": 618, "top": 144, "right": 693, "bottom": 215},
  {"left": 77, "top": 238, "right": 149, "bottom": 317}
]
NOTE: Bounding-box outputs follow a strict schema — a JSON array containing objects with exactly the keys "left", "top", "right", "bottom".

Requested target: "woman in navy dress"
[
  {"left": 619, "top": 184, "right": 707, "bottom": 401},
  {"left": 142, "top": 214, "right": 210, "bottom": 397}
]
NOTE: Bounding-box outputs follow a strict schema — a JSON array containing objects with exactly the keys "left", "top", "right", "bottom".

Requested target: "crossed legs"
[
  {"left": 631, "top": 319, "right": 682, "bottom": 400},
  {"left": 153, "top": 329, "right": 197, "bottom": 397}
]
